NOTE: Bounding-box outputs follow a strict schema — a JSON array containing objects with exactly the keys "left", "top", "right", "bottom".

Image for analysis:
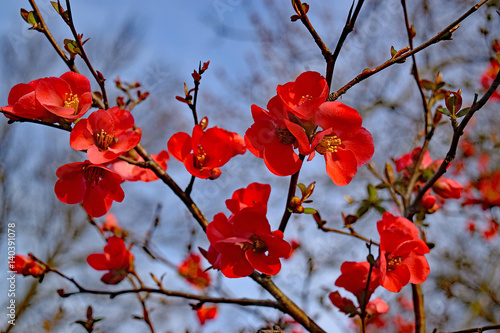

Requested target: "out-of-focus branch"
[
  {"left": 433, "top": 324, "right": 500, "bottom": 333},
  {"left": 408, "top": 69, "right": 500, "bottom": 218},
  {"left": 316, "top": 221, "right": 378, "bottom": 245},
  {"left": 328, "top": 0, "right": 489, "bottom": 101}
]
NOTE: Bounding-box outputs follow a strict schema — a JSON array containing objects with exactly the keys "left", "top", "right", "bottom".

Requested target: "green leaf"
[
  {"left": 438, "top": 107, "right": 451, "bottom": 116},
  {"left": 374, "top": 205, "right": 387, "bottom": 214},
  {"left": 420, "top": 79, "right": 435, "bottom": 91},
  {"left": 355, "top": 204, "right": 370, "bottom": 218},
  {"left": 456, "top": 107, "right": 470, "bottom": 118},
  {"left": 367, "top": 184, "right": 377, "bottom": 202},
  {"left": 367, "top": 254, "right": 376, "bottom": 266},
  {"left": 51, "top": 1, "right": 61, "bottom": 13},
  {"left": 375, "top": 183, "right": 390, "bottom": 189},
  {"left": 390, "top": 45, "right": 397, "bottom": 57},
  {"left": 297, "top": 183, "right": 307, "bottom": 197},
  {"left": 27, "top": 11, "right": 38, "bottom": 26},
  {"left": 303, "top": 207, "right": 317, "bottom": 215}
]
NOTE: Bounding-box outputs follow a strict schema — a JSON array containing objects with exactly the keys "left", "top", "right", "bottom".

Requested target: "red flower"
[
  {"left": 54, "top": 161, "right": 125, "bottom": 217},
  {"left": 100, "top": 213, "right": 127, "bottom": 238},
  {"left": 312, "top": 102, "right": 374, "bottom": 186},
  {"left": 168, "top": 123, "right": 245, "bottom": 179},
  {"left": 480, "top": 59, "right": 500, "bottom": 101},
  {"left": 335, "top": 261, "right": 381, "bottom": 307},
  {"left": 87, "top": 236, "right": 134, "bottom": 284},
  {"left": 245, "top": 96, "right": 310, "bottom": 176},
  {"left": 70, "top": 107, "right": 141, "bottom": 164},
  {"left": 483, "top": 218, "right": 499, "bottom": 241},
  {"left": 35, "top": 71, "right": 93, "bottom": 120},
  {"left": 225, "top": 182, "right": 271, "bottom": 215},
  {"left": 395, "top": 148, "right": 432, "bottom": 173},
  {"left": 276, "top": 71, "right": 328, "bottom": 122},
  {"left": 206, "top": 208, "right": 291, "bottom": 278},
  {"left": 109, "top": 150, "right": 169, "bottom": 182},
  {"left": 376, "top": 212, "right": 430, "bottom": 292},
  {"left": 464, "top": 170, "right": 500, "bottom": 208},
  {"left": 432, "top": 177, "right": 463, "bottom": 199},
  {"left": 1, "top": 78, "right": 57, "bottom": 123},
  {"left": 196, "top": 305, "right": 217, "bottom": 325},
  {"left": 12, "top": 254, "right": 46, "bottom": 278},
  {"left": 178, "top": 253, "right": 211, "bottom": 289}
]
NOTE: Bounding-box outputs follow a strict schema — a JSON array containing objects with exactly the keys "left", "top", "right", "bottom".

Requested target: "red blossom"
[
  {"left": 376, "top": 212, "right": 430, "bottom": 292},
  {"left": 225, "top": 182, "right": 271, "bottom": 215},
  {"left": 334, "top": 261, "right": 381, "bottom": 309},
  {"left": 206, "top": 208, "right": 291, "bottom": 278},
  {"left": 276, "top": 71, "right": 328, "bottom": 122},
  {"left": 178, "top": 253, "right": 211, "bottom": 289},
  {"left": 196, "top": 305, "right": 217, "bottom": 325},
  {"left": 480, "top": 59, "right": 500, "bottom": 101},
  {"left": 35, "top": 71, "right": 93, "bottom": 120},
  {"left": 100, "top": 212, "right": 127, "bottom": 238},
  {"left": 168, "top": 123, "right": 245, "bottom": 179},
  {"left": 12, "top": 254, "right": 46, "bottom": 278},
  {"left": 87, "top": 236, "right": 134, "bottom": 284},
  {"left": 312, "top": 102, "right": 374, "bottom": 186},
  {"left": 1, "top": 78, "right": 57, "bottom": 123},
  {"left": 463, "top": 170, "right": 500, "bottom": 208},
  {"left": 54, "top": 161, "right": 125, "bottom": 217},
  {"left": 109, "top": 150, "right": 169, "bottom": 182},
  {"left": 483, "top": 218, "right": 499, "bottom": 241},
  {"left": 70, "top": 107, "right": 142, "bottom": 164},
  {"left": 245, "top": 96, "right": 309, "bottom": 176},
  {"left": 432, "top": 177, "right": 463, "bottom": 199}
]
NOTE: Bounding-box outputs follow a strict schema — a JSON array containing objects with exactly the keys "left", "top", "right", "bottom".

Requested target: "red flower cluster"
[
  {"left": 13, "top": 254, "right": 46, "bottom": 278},
  {"left": 204, "top": 183, "right": 291, "bottom": 278},
  {"left": 1, "top": 71, "right": 92, "bottom": 123},
  {"left": 463, "top": 169, "right": 500, "bottom": 209},
  {"left": 395, "top": 147, "right": 463, "bottom": 213},
  {"left": 480, "top": 59, "right": 500, "bottom": 101},
  {"left": 376, "top": 212, "right": 430, "bottom": 292},
  {"left": 245, "top": 71, "right": 374, "bottom": 185},
  {"left": 178, "top": 253, "right": 211, "bottom": 289},
  {"left": 87, "top": 236, "right": 134, "bottom": 284},
  {"left": 55, "top": 161, "right": 125, "bottom": 217},
  {"left": 196, "top": 305, "right": 217, "bottom": 325},
  {"left": 70, "top": 107, "right": 142, "bottom": 164},
  {"left": 168, "top": 120, "right": 246, "bottom": 179},
  {"left": 329, "top": 261, "right": 389, "bottom": 326}
]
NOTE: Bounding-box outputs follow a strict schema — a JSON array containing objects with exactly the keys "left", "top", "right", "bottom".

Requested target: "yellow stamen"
[
  {"left": 64, "top": 93, "right": 80, "bottom": 114},
  {"left": 94, "top": 129, "right": 114, "bottom": 150},
  {"left": 276, "top": 126, "right": 296, "bottom": 145},
  {"left": 315, "top": 135, "right": 342, "bottom": 154}
]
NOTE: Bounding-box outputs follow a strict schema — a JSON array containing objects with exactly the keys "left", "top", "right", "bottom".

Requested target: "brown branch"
[
  {"left": 250, "top": 272, "right": 326, "bottom": 333},
  {"left": 328, "top": 0, "right": 489, "bottom": 101},
  {"left": 291, "top": 0, "right": 334, "bottom": 88},
  {"left": 433, "top": 324, "right": 500, "bottom": 333},
  {"left": 65, "top": 0, "right": 109, "bottom": 109},
  {"left": 317, "top": 223, "right": 378, "bottom": 246},
  {"left": 408, "top": 69, "right": 500, "bottom": 218},
  {"left": 329, "top": 0, "right": 365, "bottom": 89},
  {"left": 278, "top": 155, "right": 305, "bottom": 233},
  {"left": 412, "top": 284, "right": 425, "bottom": 333},
  {"left": 27, "top": 0, "right": 105, "bottom": 110}
]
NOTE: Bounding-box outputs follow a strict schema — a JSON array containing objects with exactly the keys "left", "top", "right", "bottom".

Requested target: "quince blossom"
[{"left": 87, "top": 236, "right": 134, "bottom": 285}]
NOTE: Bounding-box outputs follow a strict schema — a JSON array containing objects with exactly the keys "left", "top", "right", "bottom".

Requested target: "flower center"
[
  {"left": 276, "top": 126, "right": 296, "bottom": 145},
  {"left": 94, "top": 129, "right": 115, "bottom": 150},
  {"left": 249, "top": 235, "right": 268, "bottom": 254},
  {"left": 315, "top": 135, "right": 342, "bottom": 154},
  {"left": 83, "top": 166, "right": 104, "bottom": 187},
  {"left": 386, "top": 256, "right": 402, "bottom": 272},
  {"left": 299, "top": 94, "right": 313, "bottom": 105},
  {"left": 194, "top": 146, "right": 206, "bottom": 169},
  {"left": 64, "top": 93, "right": 80, "bottom": 114}
]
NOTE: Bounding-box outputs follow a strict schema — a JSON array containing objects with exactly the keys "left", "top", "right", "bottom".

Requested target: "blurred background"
[{"left": 0, "top": 0, "right": 499, "bottom": 332}]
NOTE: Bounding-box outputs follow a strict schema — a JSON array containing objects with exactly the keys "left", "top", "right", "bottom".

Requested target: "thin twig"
[
  {"left": 278, "top": 155, "right": 305, "bottom": 233},
  {"left": 433, "top": 324, "right": 500, "bottom": 333},
  {"left": 328, "top": 0, "right": 489, "bottom": 101},
  {"left": 65, "top": 0, "right": 109, "bottom": 109}
]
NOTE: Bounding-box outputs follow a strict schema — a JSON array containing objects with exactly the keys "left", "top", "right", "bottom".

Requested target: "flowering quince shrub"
[{"left": 2, "top": 1, "right": 500, "bottom": 333}]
